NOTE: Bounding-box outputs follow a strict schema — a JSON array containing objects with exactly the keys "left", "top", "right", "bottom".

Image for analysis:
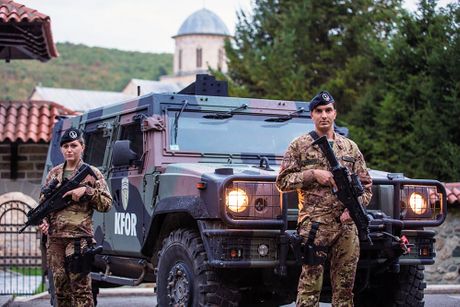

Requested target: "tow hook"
[{"left": 381, "top": 232, "right": 414, "bottom": 255}]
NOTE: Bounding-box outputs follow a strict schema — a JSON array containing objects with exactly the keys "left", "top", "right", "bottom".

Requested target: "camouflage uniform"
[
  {"left": 276, "top": 132, "right": 372, "bottom": 307},
  {"left": 43, "top": 159, "right": 112, "bottom": 307}
]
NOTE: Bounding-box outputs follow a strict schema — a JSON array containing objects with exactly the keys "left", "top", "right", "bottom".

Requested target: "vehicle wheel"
[
  {"left": 355, "top": 265, "right": 426, "bottom": 307},
  {"left": 156, "top": 228, "right": 239, "bottom": 307},
  {"left": 391, "top": 265, "right": 426, "bottom": 307}
]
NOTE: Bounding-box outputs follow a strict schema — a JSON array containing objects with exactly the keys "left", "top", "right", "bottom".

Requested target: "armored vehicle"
[{"left": 43, "top": 75, "right": 447, "bottom": 306}]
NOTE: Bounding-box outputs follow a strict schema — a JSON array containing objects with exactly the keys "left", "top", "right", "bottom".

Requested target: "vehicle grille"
[{"left": 225, "top": 181, "right": 282, "bottom": 220}]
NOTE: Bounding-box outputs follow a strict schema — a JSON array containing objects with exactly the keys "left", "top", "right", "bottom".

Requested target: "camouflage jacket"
[
  {"left": 276, "top": 132, "right": 372, "bottom": 225},
  {"left": 42, "top": 159, "right": 112, "bottom": 238}
]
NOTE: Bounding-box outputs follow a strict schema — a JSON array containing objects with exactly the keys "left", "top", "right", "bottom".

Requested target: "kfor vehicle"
[{"left": 43, "top": 75, "right": 447, "bottom": 306}]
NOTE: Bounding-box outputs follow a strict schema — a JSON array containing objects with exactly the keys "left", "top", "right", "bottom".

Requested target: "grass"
[
  {"left": 9, "top": 267, "right": 43, "bottom": 276},
  {"left": 33, "top": 282, "right": 46, "bottom": 294}
]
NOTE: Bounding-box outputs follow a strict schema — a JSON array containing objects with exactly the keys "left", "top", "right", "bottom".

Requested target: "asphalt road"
[{"left": 7, "top": 293, "right": 460, "bottom": 307}]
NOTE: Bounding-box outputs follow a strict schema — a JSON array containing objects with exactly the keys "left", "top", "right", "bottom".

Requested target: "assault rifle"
[
  {"left": 19, "top": 163, "right": 97, "bottom": 233},
  {"left": 312, "top": 135, "right": 373, "bottom": 245}
]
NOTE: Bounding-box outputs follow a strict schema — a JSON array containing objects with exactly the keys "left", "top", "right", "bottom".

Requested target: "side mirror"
[{"left": 112, "top": 140, "right": 139, "bottom": 167}]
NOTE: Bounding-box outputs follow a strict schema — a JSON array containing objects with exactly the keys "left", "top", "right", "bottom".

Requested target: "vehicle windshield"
[{"left": 167, "top": 110, "right": 314, "bottom": 156}]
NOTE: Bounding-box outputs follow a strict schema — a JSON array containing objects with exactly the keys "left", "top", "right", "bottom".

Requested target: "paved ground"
[
  {"left": 2, "top": 284, "right": 460, "bottom": 307},
  {"left": 4, "top": 293, "right": 460, "bottom": 307}
]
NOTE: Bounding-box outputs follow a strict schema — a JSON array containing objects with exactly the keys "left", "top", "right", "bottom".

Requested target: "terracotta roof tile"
[
  {"left": 0, "top": 101, "right": 76, "bottom": 143},
  {"left": 0, "top": 0, "right": 58, "bottom": 61},
  {"left": 445, "top": 183, "right": 460, "bottom": 205},
  {"left": 0, "top": 0, "right": 48, "bottom": 22}
]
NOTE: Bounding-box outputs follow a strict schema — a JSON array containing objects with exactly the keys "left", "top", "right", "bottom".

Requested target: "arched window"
[
  {"left": 178, "top": 49, "right": 182, "bottom": 71},
  {"left": 196, "top": 48, "right": 202, "bottom": 68}
]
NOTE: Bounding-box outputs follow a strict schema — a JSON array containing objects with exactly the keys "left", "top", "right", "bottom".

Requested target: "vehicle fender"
[{"left": 141, "top": 195, "right": 210, "bottom": 258}]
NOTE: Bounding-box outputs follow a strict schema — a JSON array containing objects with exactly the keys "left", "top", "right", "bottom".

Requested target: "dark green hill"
[{"left": 0, "top": 42, "right": 173, "bottom": 100}]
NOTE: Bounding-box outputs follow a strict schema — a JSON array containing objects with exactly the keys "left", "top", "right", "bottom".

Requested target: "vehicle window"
[
  {"left": 167, "top": 111, "right": 314, "bottom": 156},
  {"left": 84, "top": 130, "right": 108, "bottom": 167},
  {"left": 120, "top": 123, "right": 143, "bottom": 157}
]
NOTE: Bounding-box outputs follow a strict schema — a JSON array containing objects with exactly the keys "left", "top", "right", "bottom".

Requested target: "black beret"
[
  {"left": 309, "top": 90, "right": 335, "bottom": 112},
  {"left": 60, "top": 127, "right": 83, "bottom": 146}
]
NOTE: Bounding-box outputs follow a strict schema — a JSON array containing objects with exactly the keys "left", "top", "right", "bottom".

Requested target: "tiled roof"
[
  {"left": 445, "top": 183, "right": 460, "bottom": 205},
  {"left": 0, "top": 0, "right": 48, "bottom": 22},
  {"left": 29, "top": 86, "right": 135, "bottom": 112},
  {"left": 0, "top": 101, "right": 76, "bottom": 143},
  {"left": 0, "top": 0, "right": 58, "bottom": 62}
]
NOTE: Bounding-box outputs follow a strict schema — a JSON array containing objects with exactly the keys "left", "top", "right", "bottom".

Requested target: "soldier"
[
  {"left": 276, "top": 91, "right": 372, "bottom": 307},
  {"left": 38, "top": 127, "right": 112, "bottom": 307}
]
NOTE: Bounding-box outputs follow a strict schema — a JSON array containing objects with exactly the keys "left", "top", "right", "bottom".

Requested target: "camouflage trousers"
[
  {"left": 296, "top": 219, "right": 359, "bottom": 307},
  {"left": 47, "top": 237, "right": 94, "bottom": 307}
]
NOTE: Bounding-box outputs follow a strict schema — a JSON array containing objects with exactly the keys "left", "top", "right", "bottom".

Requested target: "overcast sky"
[{"left": 17, "top": 0, "right": 456, "bottom": 54}]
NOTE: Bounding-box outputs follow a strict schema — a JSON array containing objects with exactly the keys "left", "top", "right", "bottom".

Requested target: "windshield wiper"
[
  {"left": 172, "top": 99, "right": 188, "bottom": 144},
  {"left": 203, "top": 104, "right": 248, "bottom": 119},
  {"left": 264, "top": 107, "right": 305, "bottom": 122}
]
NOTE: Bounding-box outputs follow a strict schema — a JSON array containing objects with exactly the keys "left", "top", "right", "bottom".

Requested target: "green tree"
[
  {"left": 350, "top": 0, "right": 460, "bottom": 180},
  {"left": 225, "top": 0, "right": 401, "bottom": 114}
]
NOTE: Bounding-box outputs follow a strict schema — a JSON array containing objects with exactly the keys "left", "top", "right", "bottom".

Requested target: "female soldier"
[{"left": 39, "top": 127, "right": 112, "bottom": 307}]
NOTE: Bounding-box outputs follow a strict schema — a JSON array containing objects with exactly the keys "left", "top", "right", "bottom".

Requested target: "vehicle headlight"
[
  {"left": 409, "top": 192, "right": 428, "bottom": 215},
  {"left": 226, "top": 188, "right": 249, "bottom": 213},
  {"left": 401, "top": 186, "right": 435, "bottom": 219}
]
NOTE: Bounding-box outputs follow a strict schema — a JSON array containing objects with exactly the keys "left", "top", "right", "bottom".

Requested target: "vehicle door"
[
  {"left": 83, "top": 118, "right": 116, "bottom": 249},
  {"left": 105, "top": 112, "right": 146, "bottom": 256}
]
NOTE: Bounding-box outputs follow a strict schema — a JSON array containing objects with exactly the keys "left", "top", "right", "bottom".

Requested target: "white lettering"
[
  {"left": 130, "top": 214, "right": 137, "bottom": 236},
  {"left": 115, "top": 212, "right": 121, "bottom": 234},
  {"left": 114, "top": 212, "right": 137, "bottom": 237},
  {"left": 120, "top": 213, "right": 125, "bottom": 234},
  {"left": 124, "top": 213, "right": 130, "bottom": 236}
]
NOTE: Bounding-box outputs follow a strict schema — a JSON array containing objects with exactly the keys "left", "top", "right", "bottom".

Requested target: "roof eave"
[{"left": 172, "top": 32, "right": 232, "bottom": 39}]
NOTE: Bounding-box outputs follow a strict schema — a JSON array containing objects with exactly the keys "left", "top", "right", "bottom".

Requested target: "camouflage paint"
[{"left": 42, "top": 84, "right": 447, "bottom": 303}]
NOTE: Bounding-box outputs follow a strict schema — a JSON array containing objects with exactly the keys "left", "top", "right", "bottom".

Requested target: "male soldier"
[
  {"left": 276, "top": 91, "right": 372, "bottom": 306},
  {"left": 39, "top": 127, "right": 112, "bottom": 307}
]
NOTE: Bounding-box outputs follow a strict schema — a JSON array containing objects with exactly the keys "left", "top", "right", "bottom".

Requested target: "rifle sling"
[{"left": 309, "top": 130, "right": 320, "bottom": 141}]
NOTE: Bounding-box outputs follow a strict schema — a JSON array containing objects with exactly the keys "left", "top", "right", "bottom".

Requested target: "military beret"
[
  {"left": 309, "top": 90, "right": 335, "bottom": 112},
  {"left": 60, "top": 127, "right": 83, "bottom": 146}
]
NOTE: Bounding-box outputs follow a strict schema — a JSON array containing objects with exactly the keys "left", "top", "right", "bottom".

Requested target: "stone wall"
[
  {"left": 173, "top": 34, "right": 227, "bottom": 75},
  {"left": 425, "top": 205, "right": 460, "bottom": 284}
]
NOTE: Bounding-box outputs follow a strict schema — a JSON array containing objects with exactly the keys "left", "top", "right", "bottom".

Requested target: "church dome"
[{"left": 175, "top": 8, "right": 230, "bottom": 37}]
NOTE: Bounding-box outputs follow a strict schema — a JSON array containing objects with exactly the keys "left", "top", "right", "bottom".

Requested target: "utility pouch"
[
  {"left": 290, "top": 222, "right": 329, "bottom": 265},
  {"left": 289, "top": 233, "right": 304, "bottom": 263},
  {"left": 64, "top": 238, "right": 102, "bottom": 275},
  {"left": 304, "top": 244, "right": 328, "bottom": 265}
]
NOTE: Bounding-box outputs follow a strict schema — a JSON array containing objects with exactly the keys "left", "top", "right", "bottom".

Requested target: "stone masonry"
[{"left": 425, "top": 205, "right": 460, "bottom": 284}]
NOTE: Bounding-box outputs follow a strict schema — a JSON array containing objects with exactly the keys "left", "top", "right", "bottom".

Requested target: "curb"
[
  {"left": 425, "top": 284, "right": 460, "bottom": 294},
  {"left": 9, "top": 286, "right": 155, "bottom": 303},
  {"left": 98, "top": 286, "right": 154, "bottom": 297},
  {"left": 0, "top": 296, "right": 13, "bottom": 307}
]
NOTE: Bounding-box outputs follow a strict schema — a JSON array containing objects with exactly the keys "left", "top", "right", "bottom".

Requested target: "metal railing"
[{"left": 0, "top": 200, "right": 44, "bottom": 295}]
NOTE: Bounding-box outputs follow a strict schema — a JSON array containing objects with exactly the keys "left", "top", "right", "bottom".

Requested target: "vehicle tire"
[
  {"left": 355, "top": 265, "right": 426, "bottom": 307},
  {"left": 156, "top": 228, "right": 239, "bottom": 307},
  {"left": 391, "top": 265, "right": 426, "bottom": 307}
]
